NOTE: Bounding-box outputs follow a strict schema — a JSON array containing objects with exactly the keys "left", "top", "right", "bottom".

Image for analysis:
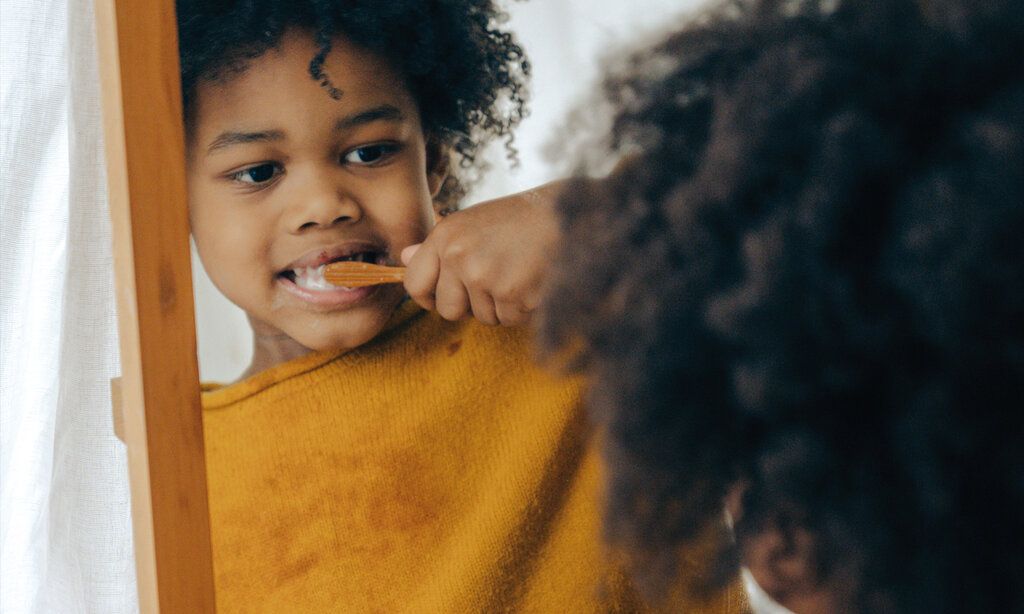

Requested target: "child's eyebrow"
[
  {"left": 334, "top": 105, "right": 406, "bottom": 132},
  {"left": 206, "top": 130, "right": 285, "bottom": 155},
  {"left": 204, "top": 105, "right": 406, "bottom": 156}
]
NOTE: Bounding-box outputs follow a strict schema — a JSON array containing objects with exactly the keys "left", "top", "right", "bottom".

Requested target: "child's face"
[{"left": 187, "top": 31, "right": 444, "bottom": 355}]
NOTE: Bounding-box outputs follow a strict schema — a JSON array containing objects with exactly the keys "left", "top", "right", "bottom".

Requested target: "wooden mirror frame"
[{"left": 96, "top": 0, "right": 216, "bottom": 611}]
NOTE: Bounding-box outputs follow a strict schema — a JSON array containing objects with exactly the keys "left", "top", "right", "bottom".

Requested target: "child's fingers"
[
  {"left": 495, "top": 301, "right": 531, "bottom": 327},
  {"left": 397, "top": 243, "right": 417, "bottom": 264},
  {"left": 467, "top": 288, "right": 499, "bottom": 326},
  {"left": 434, "top": 268, "right": 470, "bottom": 321},
  {"left": 403, "top": 243, "right": 440, "bottom": 311}
]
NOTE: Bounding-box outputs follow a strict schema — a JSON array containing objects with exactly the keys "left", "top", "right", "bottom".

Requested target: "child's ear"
[{"left": 425, "top": 137, "right": 450, "bottom": 199}]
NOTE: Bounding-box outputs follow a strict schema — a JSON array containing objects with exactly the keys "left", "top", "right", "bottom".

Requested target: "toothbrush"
[{"left": 323, "top": 261, "right": 406, "bottom": 287}]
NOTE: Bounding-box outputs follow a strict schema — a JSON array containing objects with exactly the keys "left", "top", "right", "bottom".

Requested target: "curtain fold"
[{"left": 1, "top": 0, "right": 137, "bottom": 611}]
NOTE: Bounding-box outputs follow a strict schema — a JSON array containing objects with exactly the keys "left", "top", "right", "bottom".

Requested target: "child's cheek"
[
  {"left": 382, "top": 202, "right": 435, "bottom": 257},
  {"left": 368, "top": 160, "right": 439, "bottom": 251},
  {"left": 190, "top": 207, "right": 267, "bottom": 312}
]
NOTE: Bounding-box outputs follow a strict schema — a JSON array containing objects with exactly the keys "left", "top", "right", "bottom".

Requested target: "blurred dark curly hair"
[
  {"left": 176, "top": 0, "right": 530, "bottom": 207},
  {"left": 539, "top": 0, "right": 1024, "bottom": 611}
]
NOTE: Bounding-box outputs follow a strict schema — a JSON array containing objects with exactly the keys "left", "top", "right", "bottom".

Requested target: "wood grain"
[
  {"left": 323, "top": 261, "right": 407, "bottom": 287},
  {"left": 96, "top": 0, "right": 216, "bottom": 611}
]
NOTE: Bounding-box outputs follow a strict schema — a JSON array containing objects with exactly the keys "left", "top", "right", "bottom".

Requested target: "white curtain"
[{"left": 0, "top": 0, "right": 137, "bottom": 611}]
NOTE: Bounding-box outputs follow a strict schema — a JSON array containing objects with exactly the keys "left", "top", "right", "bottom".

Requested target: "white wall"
[{"left": 193, "top": 0, "right": 711, "bottom": 382}]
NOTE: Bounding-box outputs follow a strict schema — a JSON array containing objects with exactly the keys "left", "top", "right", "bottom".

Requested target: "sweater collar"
[{"left": 201, "top": 299, "right": 425, "bottom": 408}]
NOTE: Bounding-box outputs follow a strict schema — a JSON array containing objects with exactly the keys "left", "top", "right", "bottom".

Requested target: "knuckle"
[
  {"left": 441, "top": 240, "right": 470, "bottom": 264},
  {"left": 496, "top": 302, "right": 531, "bottom": 326},
  {"left": 492, "top": 283, "right": 521, "bottom": 303},
  {"left": 463, "top": 263, "right": 491, "bottom": 287}
]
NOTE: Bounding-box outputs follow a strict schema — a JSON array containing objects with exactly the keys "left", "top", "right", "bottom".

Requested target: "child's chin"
[{"left": 286, "top": 304, "right": 397, "bottom": 354}]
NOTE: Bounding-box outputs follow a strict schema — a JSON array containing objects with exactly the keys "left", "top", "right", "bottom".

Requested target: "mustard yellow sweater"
[{"left": 202, "top": 302, "right": 747, "bottom": 613}]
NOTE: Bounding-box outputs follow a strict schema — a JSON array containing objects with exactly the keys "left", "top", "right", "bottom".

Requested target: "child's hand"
[{"left": 401, "top": 181, "right": 563, "bottom": 326}]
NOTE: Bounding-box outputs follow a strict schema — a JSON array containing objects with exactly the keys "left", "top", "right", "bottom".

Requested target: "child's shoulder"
[{"left": 203, "top": 305, "right": 577, "bottom": 411}]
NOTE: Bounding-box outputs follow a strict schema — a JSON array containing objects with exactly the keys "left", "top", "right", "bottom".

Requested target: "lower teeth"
[{"left": 291, "top": 276, "right": 355, "bottom": 291}]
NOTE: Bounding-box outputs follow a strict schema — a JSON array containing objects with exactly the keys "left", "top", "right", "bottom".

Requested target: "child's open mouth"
[
  {"left": 277, "top": 248, "right": 389, "bottom": 307},
  {"left": 279, "top": 251, "right": 382, "bottom": 290}
]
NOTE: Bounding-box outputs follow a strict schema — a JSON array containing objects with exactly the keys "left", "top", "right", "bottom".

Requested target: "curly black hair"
[
  {"left": 539, "top": 0, "right": 1024, "bottom": 611},
  {"left": 176, "top": 0, "right": 530, "bottom": 207}
]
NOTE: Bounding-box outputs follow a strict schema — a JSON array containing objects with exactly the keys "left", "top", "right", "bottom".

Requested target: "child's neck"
[{"left": 240, "top": 319, "right": 313, "bottom": 381}]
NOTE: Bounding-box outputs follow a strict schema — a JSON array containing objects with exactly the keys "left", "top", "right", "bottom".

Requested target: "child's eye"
[
  {"left": 342, "top": 144, "right": 399, "bottom": 166},
  {"left": 230, "top": 163, "right": 282, "bottom": 185}
]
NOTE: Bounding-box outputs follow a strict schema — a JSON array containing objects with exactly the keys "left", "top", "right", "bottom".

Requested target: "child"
[
  {"left": 539, "top": 0, "right": 1024, "bottom": 612},
  {"left": 178, "top": 0, "right": 747, "bottom": 611}
]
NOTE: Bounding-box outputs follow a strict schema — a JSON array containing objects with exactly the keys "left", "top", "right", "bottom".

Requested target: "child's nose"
[{"left": 285, "top": 181, "right": 363, "bottom": 233}]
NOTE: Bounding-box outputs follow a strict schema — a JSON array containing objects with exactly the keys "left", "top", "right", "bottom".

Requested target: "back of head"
[{"left": 540, "top": 0, "right": 1024, "bottom": 611}]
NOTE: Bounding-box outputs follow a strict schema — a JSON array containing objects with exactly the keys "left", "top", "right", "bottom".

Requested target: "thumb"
[{"left": 400, "top": 243, "right": 422, "bottom": 265}]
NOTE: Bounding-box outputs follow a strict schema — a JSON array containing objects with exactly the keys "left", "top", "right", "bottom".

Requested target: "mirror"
[{"left": 104, "top": 1, "right": 724, "bottom": 612}]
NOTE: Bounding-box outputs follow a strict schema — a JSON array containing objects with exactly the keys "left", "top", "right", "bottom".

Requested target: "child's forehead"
[{"left": 190, "top": 31, "right": 418, "bottom": 135}]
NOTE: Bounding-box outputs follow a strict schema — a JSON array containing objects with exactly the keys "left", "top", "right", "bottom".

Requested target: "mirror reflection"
[
  {"left": 185, "top": 1, "right": 745, "bottom": 612},
  {"left": 164, "top": 0, "right": 1024, "bottom": 611}
]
